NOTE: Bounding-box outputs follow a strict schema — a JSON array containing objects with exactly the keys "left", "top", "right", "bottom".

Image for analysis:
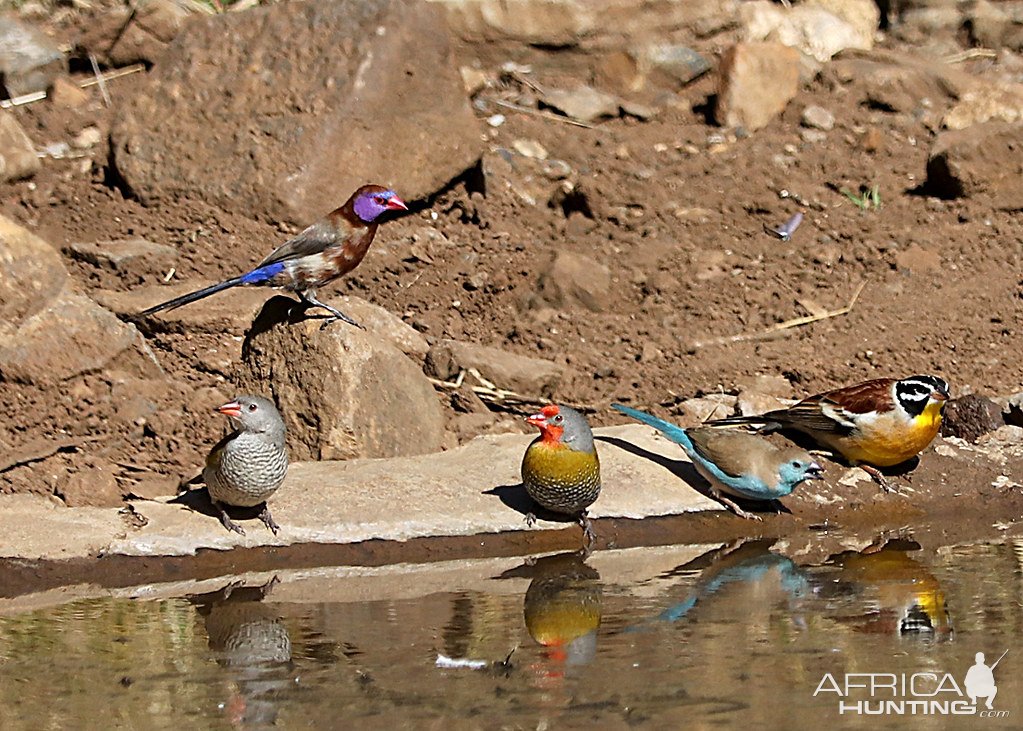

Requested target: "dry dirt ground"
[{"left": 1, "top": 2, "right": 1022, "bottom": 507}]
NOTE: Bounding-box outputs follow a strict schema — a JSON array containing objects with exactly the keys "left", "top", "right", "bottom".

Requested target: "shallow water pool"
[{"left": 0, "top": 534, "right": 1019, "bottom": 729}]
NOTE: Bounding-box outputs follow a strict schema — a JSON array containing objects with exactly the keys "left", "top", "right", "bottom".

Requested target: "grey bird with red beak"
[
  {"left": 141, "top": 184, "right": 408, "bottom": 329},
  {"left": 203, "top": 395, "right": 289, "bottom": 535}
]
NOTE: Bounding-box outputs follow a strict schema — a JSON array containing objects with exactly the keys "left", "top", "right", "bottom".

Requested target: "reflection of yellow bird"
[
  {"left": 707, "top": 375, "right": 950, "bottom": 490},
  {"left": 521, "top": 552, "right": 602, "bottom": 672},
  {"left": 833, "top": 549, "right": 952, "bottom": 638}
]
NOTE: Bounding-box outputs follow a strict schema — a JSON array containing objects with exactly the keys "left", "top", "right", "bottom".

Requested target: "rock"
[
  {"left": 439, "top": 339, "right": 563, "bottom": 398},
  {"left": 76, "top": 0, "right": 197, "bottom": 66},
  {"left": 535, "top": 250, "right": 611, "bottom": 312},
  {"left": 94, "top": 283, "right": 271, "bottom": 334},
  {"left": 58, "top": 459, "right": 123, "bottom": 508},
  {"left": 541, "top": 85, "right": 620, "bottom": 123},
  {"left": 0, "top": 213, "right": 69, "bottom": 334},
  {"left": 801, "top": 104, "right": 835, "bottom": 130},
  {"left": 740, "top": 0, "right": 876, "bottom": 68},
  {"left": 943, "top": 80, "right": 1023, "bottom": 130},
  {"left": 737, "top": 391, "right": 787, "bottom": 417},
  {"left": 328, "top": 295, "right": 429, "bottom": 359},
  {"left": 459, "top": 65, "right": 489, "bottom": 96},
  {"left": 675, "top": 395, "right": 737, "bottom": 427},
  {"left": 436, "top": 0, "right": 731, "bottom": 47},
  {"left": 715, "top": 42, "right": 800, "bottom": 132},
  {"left": 512, "top": 138, "right": 548, "bottom": 160},
  {"left": 241, "top": 297, "right": 446, "bottom": 461},
  {"left": 926, "top": 122, "right": 1023, "bottom": 208},
  {"left": 48, "top": 76, "right": 88, "bottom": 108},
  {"left": 127, "top": 474, "right": 180, "bottom": 500},
  {"left": 0, "top": 16, "right": 65, "bottom": 97},
  {"left": 0, "top": 291, "right": 163, "bottom": 385},
  {"left": 71, "top": 127, "right": 103, "bottom": 150},
  {"left": 599, "top": 43, "right": 711, "bottom": 94},
  {"left": 941, "top": 395, "right": 1005, "bottom": 443},
  {"left": 969, "top": 0, "right": 1023, "bottom": 52},
  {"left": 1003, "top": 392, "right": 1023, "bottom": 428},
  {"left": 0, "top": 111, "right": 40, "bottom": 183},
  {"left": 111, "top": 0, "right": 483, "bottom": 225},
  {"left": 63, "top": 239, "right": 178, "bottom": 284}
]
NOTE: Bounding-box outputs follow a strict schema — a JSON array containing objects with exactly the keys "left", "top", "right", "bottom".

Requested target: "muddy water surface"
[{"left": 0, "top": 535, "right": 1020, "bottom": 730}]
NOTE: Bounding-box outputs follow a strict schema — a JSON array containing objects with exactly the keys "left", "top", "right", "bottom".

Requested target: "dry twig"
[
  {"left": 489, "top": 98, "right": 596, "bottom": 129},
  {"left": 692, "top": 281, "right": 866, "bottom": 350}
]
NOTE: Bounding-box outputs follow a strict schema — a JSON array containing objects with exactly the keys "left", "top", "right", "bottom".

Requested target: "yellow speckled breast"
[{"left": 521, "top": 439, "right": 601, "bottom": 515}]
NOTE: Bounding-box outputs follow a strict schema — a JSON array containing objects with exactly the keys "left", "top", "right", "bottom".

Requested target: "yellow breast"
[
  {"left": 521, "top": 439, "right": 601, "bottom": 515},
  {"left": 834, "top": 402, "right": 944, "bottom": 467}
]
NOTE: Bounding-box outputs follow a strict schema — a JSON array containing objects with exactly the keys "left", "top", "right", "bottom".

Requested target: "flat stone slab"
[{"left": 0, "top": 424, "right": 721, "bottom": 560}]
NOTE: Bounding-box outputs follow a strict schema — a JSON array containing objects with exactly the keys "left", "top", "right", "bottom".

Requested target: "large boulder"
[
  {"left": 0, "top": 215, "right": 162, "bottom": 385},
  {"left": 241, "top": 297, "right": 446, "bottom": 461},
  {"left": 111, "top": 0, "right": 483, "bottom": 225},
  {"left": 0, "top": 111, "right": 39, "bottom": 183}
]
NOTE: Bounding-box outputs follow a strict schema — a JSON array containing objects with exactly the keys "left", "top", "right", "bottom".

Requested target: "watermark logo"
[{"left": 814, "top": 650, "right": 1009, "bottom": 718}]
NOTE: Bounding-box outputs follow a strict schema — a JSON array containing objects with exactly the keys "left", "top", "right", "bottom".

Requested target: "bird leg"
[
  {"left": 860, "top": 465, "right": 895, "bottom": 493},
  {"left": 299, "top": 290, "right": 364, "bottom": 330},
  {"left": 214, "top": 501, "right": 246, "bottom": 535},
  {"left": 258, "top": 504, "right": 281, "bottom": 535},
  {"left": 710, "top": 490, "right": 763, "bottom": 521},
  {"left": 524, "top": 512, "right": 538, "bottom": 528},
  {"left": 578, "top": 512, "right": 597, "bottom": 550}
]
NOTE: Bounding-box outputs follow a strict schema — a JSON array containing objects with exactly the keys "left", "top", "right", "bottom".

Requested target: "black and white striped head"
[{"left": 894, "top": 376, "right": 950, "bottom": 418}]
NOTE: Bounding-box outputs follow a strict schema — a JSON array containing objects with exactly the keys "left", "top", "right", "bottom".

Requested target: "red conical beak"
[
  {"left": 217, "top": 401, "right": 242, "bottom": 418},
  {"left": 385, "top": 195, "right": 408, "bottom": 211},
  {"left": 526, "top": 412, "right": 547, "bottom": 428}
]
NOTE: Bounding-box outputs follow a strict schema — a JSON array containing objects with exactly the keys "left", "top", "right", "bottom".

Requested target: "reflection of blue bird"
[
  {"left": 140, "top": 185, "right": 407, "bottom": 329},
  {"left": 612, "top": 404, "right": 823, "bottom": 519}
]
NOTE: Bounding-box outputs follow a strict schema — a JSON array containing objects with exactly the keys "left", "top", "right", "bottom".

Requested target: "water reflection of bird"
[
  {"left": 501, "top": 552, "right": 602, "bottom": 679},
  {"left": 628, "top": 541, "right": 811, "bottom": 628},
  {"left": 824, "top": 546, "right": 953, "bottom": 638},
  {"left": 190, "top": 577, "right": 293, "bottom": 728}
]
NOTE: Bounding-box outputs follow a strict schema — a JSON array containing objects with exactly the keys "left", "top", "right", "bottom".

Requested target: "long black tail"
[{"left": 139, "top": 276, "right": 247, "bottom": 315}]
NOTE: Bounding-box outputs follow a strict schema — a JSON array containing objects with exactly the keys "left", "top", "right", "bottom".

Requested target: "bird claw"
[
  {"left": 579, "top": 515, "right": 597, "bottom": 550},
  {"left": 713, "top": 492, "right": 763, "bottom": 521},
  {"left": 258, "top": 505, "right": 281, "bottom": 535},
  {"left": 524, "top": 512, "right": 538, "bottom": 528},
  {"left": 217, "top": 511, "right": 246, "bottom": 536},
  {"left": 861, "top": 465, "right": 896, "bottom": 493}
]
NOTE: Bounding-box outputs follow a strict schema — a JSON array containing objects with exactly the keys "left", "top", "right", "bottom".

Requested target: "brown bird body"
[{"left": 521, "top": 404, "right": 601, "bottom": 547}]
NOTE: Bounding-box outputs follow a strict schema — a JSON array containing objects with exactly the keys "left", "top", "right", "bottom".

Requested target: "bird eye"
[
  {"left": 247, "top": 403, "right": 258, "bottom": 412},
  {"left": 553, "top": 414, "right": 564, "bottom": 424},
  {"left": 374, "top": 196, "right": 387, "bottom": 205},
  {"left": 791, "top": 461, "right": 802, "bottom": 469}
]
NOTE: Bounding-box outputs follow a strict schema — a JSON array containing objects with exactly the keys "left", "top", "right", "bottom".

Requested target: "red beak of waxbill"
[
  {"left": 385, "top": 195, "right": 409, "bottom": 212},
  {"left": 217, "top": 401, "right": 243, "bottom": 419}
]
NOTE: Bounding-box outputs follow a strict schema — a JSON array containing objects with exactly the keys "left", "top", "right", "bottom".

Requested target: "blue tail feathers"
[
  {"left": 611, "top": 403, "right": 692, "bottom": 449},
  {"left": 239, "top": 261, "right": 286, "bottom": 285}
]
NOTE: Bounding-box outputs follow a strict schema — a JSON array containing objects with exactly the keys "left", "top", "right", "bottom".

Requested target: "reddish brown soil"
[{"left": 1, "top": 8, "right": 1021, "bottom": 500}]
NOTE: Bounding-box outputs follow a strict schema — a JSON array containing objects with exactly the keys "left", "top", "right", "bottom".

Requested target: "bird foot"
[
  {"left": 861, "top": 465, "right": 895, "bottom": 493},
  {"left": 524, "top": 512, "right": 538, "bottom": 528},
  {"left": 215, "top": 503, "right": 246, "bottom": 535},
  {"left": 713, "top": 492, "right": 763, "bottom": 521},
  {"left": 318, "top": 314, "right": 365, "bottom": 331},
  {"left": 579, "top": 515, "right": 597, "bottom": 553},
  {"left": 258, "top": 505, "right": 281, "bottom": 535}
]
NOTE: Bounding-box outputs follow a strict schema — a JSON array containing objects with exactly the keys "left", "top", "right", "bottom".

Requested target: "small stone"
[
  {"left": 737, "top": 392, "right": 787, "bottom": 417},
  {"left": 511, "top": 138, "right": 548, "bottom": 160},
  {"left": 534, "top": 250, "right": 611, "bottom": 313},
  {"left": 800, "top": 128, "right": 828, "bottom": 144},
  {"left": 676, "top": 395, "right": 738, "bottom": 427},
  {"left": 440, "top": 339, "right": 563, "bottom": 398},
  {"left": 48, "top": 76, "right": 88, "bottom": 108},
  {"left": 940, "top": 394, "right": 1004, "bottom": 443},
  {"left": 459, "top": 65, "right": 489, "bottom": 96},
  {"left": 487, "top": 114, "right": 506, "bottom": 127},
  {"left": 541, "top": 85, "right": 620, "bottom": 123},
  {"left": 715, "top": 42, "right": 800, "bottom": 132},
  {"left": 801, "top": 104, "right": 835, "bottom": 130},
  {"left": 0, "top": 111, "right": 40, "bottom": 182},
  {"left": 72, "top": 126, "right": 103, "bottom": 150}
]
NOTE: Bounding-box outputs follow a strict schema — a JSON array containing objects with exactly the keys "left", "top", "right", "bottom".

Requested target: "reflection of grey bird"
[
  {"left": 204, "top": 395, "right": 288, "bottom": 535},
  {"left": 192, "top": 578, "right": 292, "bottom": 728}
]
